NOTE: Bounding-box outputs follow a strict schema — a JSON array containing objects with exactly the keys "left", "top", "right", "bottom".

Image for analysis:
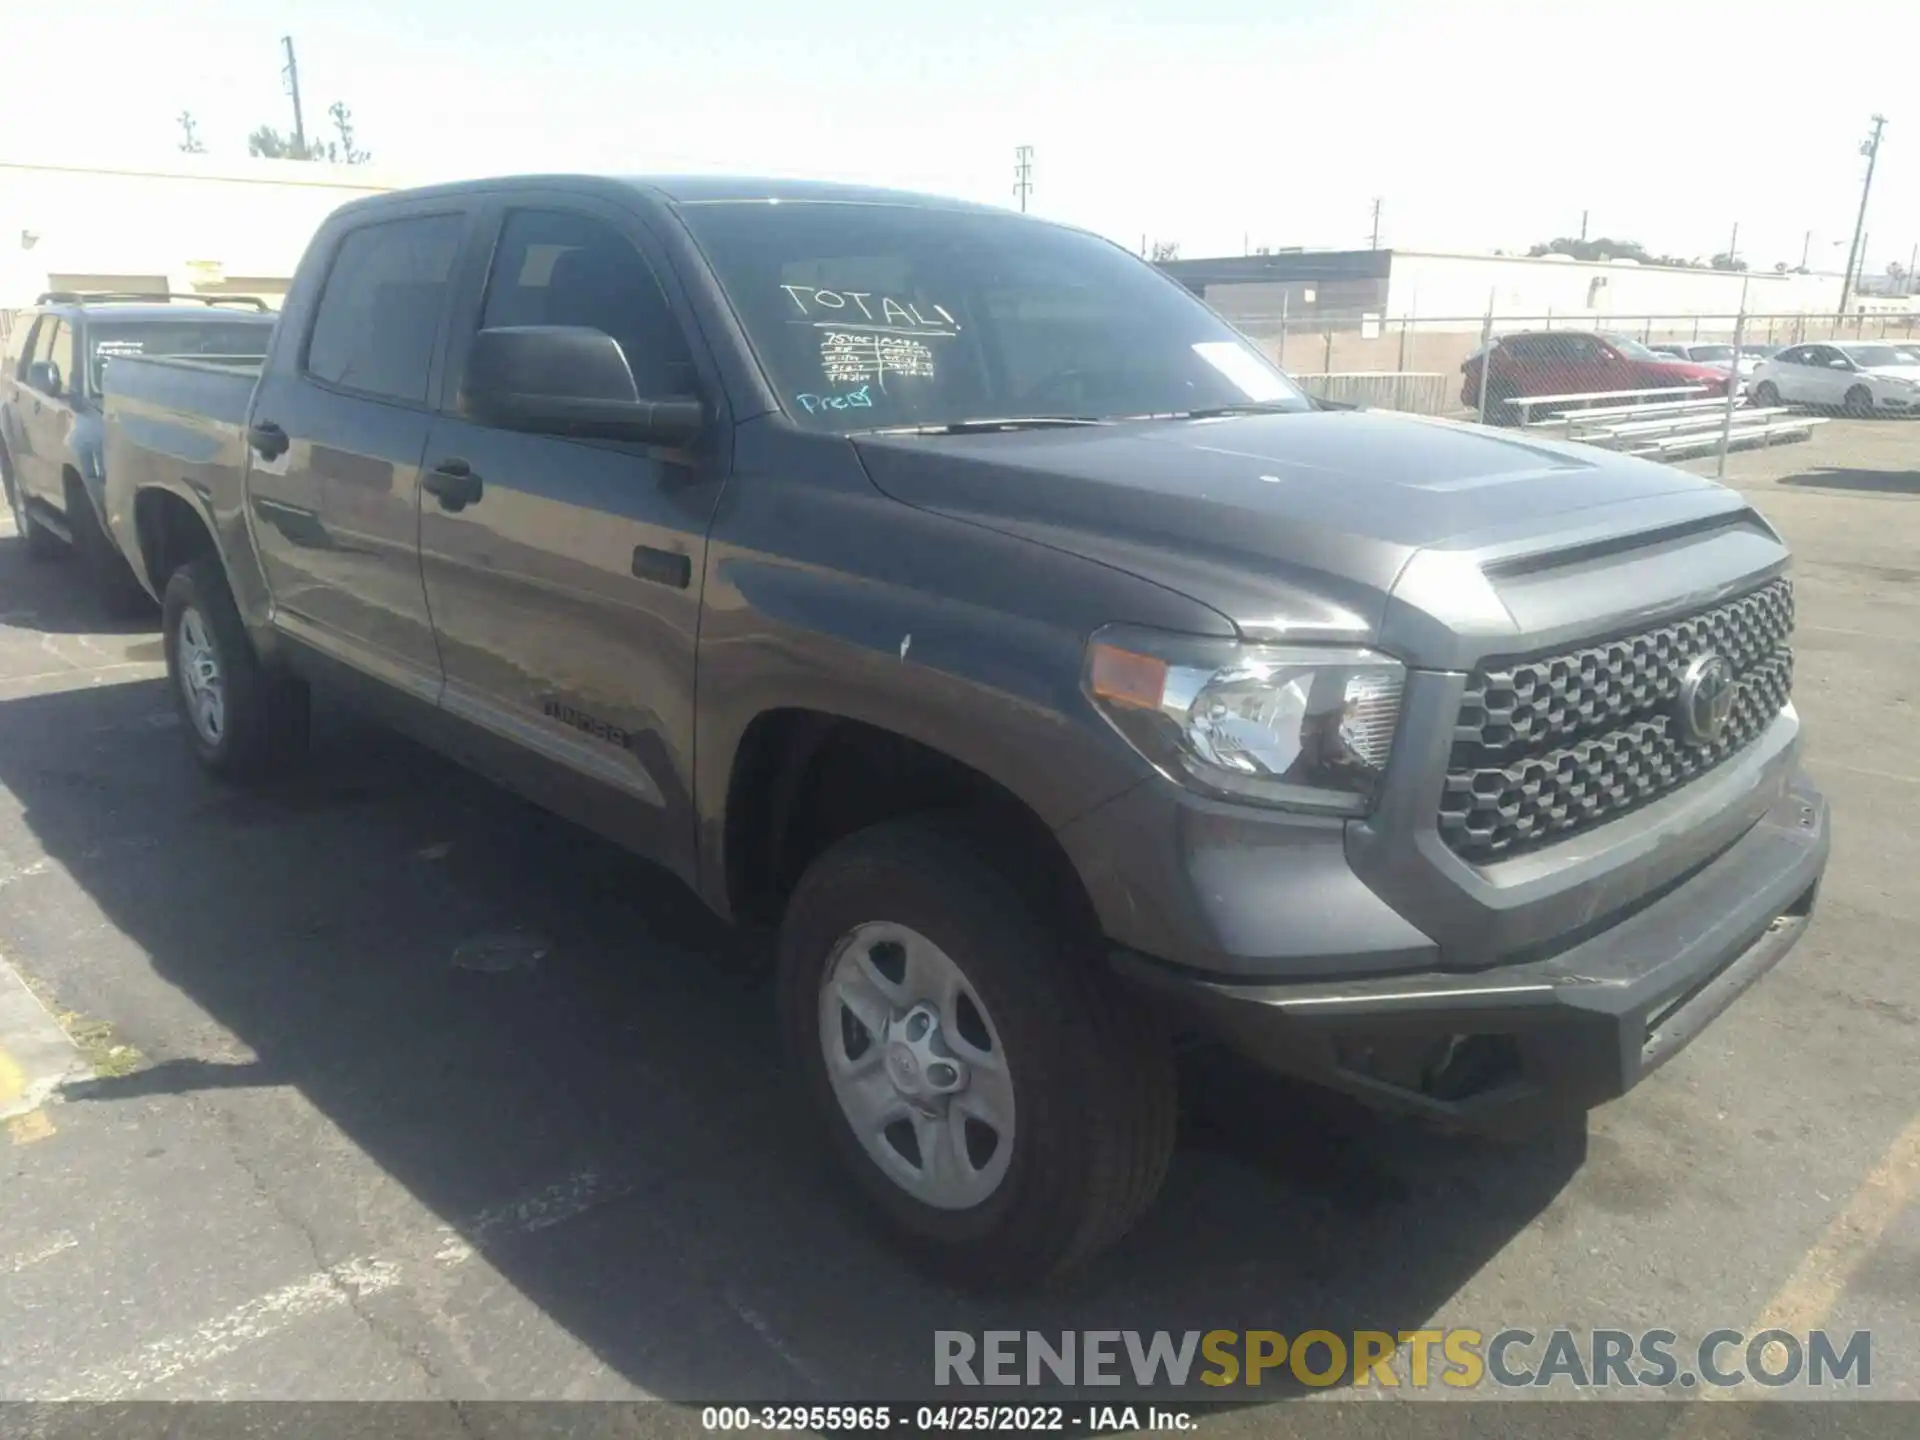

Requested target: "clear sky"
[{"left": 12, "top": 0, "right": 1916, "bottom": 277}]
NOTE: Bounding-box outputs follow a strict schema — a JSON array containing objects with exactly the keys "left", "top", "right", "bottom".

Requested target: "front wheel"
[
  {"left": 1752, "top": 381, "right": 1781, "bottom": 408},
  {"left": 163, "top": 557, "right": 310, "bottom": 781},
  {"left": 1844, "top": 385, "right": 1875, "bottom": 418},
  {"left": 778, "top": 819, "right": 1176, "bottom": 1290},
  {"left": 2, "top": 451, "right": 63, "bottom": 560}
]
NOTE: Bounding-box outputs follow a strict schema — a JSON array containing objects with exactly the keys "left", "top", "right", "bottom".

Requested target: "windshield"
[
  {"left": 1840, "top": 344, "right": 1916, "bottom": 368},
  {"left": 1601, "top": 333, "right": 1664, "bottom": 361},
  {"left": 88, "top": 320, "right": 272, "bottom": 390},
  {"left": 677, "top": 201, "right": 1311, "bottom": 432}
]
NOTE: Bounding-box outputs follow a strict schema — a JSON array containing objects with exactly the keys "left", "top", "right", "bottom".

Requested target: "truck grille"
[{"left": 1439, "top": 579, "right": 1794, "bottom": 863}]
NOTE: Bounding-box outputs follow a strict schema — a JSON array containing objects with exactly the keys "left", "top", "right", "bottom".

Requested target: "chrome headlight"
[{"left": 1085, "top": 627, "right": 1406, "bottom": 815}]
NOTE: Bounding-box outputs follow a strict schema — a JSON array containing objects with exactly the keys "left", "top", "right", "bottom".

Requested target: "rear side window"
[{"left": 305, "top": 214, "right": 465, "bottom": 404}]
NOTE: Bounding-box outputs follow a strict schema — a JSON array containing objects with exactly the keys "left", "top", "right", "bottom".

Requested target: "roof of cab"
[
  {"left": 330, "top": 172, "right": 1011, "bottom": 216},
  {"left": 36, "top": 303, "right": 275, "bottom": 324}
]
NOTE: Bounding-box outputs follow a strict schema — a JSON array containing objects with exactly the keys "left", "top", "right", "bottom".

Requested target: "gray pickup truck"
[{"left": 101, "top": 175, "right": 1829, "bottom": 1288}]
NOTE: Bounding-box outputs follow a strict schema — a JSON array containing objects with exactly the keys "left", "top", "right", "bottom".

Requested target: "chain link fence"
[{"left": 1229, "top": 301, "right": 1920, "bottom": 471}]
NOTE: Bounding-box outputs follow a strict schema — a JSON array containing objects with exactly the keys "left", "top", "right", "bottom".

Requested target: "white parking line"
[
  {"left": 4, "top": 1232, "right": 78, "bottom": 1275},
  {"left": 43, "top": 1167, "right": 637, "bottom": 1401}
]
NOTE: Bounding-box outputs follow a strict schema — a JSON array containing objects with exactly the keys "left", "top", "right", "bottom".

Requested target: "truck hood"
[{"left": 852, "top": 409, "right": 1773, "bottom": 663}]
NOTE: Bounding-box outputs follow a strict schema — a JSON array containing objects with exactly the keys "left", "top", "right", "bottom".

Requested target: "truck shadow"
[
  {"left": 0, "top": 672, "right": 1583, "bottom": 1407},
  {"left": 0, "top": 533, "right": 161, "bottom": 637}
]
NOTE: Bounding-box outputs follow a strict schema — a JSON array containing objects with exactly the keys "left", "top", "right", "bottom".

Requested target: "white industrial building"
[{"left": 0, "top": 153, "right": 403, "bottom": 309}]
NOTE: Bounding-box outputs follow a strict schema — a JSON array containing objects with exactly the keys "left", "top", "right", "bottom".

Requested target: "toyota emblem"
[{"left": 1677, "top": 654, "right": 1737, "bottom": 745}]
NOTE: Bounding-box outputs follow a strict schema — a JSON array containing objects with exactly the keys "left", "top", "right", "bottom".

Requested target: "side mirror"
[
  {"left": 26, "top": 360, "right": 61, "bottom": 396},
  {"left": 460, "top": 326, "right": 704, "bottom": 445}
]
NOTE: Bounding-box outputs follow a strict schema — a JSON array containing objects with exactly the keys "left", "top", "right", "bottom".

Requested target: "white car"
[
  {"left": 1652, "top": 341, "right": 1760, "bottom": 379},
  {"left": 1748, "top": 341, "right": 1920, "bottom": 416}
]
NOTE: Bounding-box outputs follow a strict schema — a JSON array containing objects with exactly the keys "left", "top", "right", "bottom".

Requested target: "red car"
[{"left": 1461, "top": 330, "right": 1733, "bottom": 422}]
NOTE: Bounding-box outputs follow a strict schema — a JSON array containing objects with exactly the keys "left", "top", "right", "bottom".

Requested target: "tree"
[
  {"left": 177, "top": 112, "right": 206, "bottom": 154},
  {"left": 246, "top": 102, "right": 371, "bottom": 163},
  {"left": 1149, "top": 239, "right": 1181, "bottom": 261},
  {"left": 326, "top": 102, "right": 372, "bottom": 165},
  {"left": 1709, "top": 252, "right": 1748, "bottom": 272},
  {"left": 247, "top": 125, "right": 320, "bottom": 161},
  {"left": 1527, "top": 236, "right": 1699, "bottom": 268}
]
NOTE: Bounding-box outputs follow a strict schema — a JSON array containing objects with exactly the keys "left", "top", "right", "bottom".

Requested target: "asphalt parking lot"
[{"left": 0, "top": 420, "right": 1916, "bottom": 1423}]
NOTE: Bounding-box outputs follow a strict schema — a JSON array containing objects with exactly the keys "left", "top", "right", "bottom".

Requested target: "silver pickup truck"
[{"left": 101, "top": 174, "right": 1831, "bottom": 1288}]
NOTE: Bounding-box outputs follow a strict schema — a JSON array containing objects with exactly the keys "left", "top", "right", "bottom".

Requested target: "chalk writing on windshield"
[
  {"left": 781, "top": 286, "right": 960, "bottom": 336},
  {"left": 796, "top": 385, "right": 875, "bottom": 414},
  {"left": 820, "top": 332, "right": 937, "bottom": 388}
]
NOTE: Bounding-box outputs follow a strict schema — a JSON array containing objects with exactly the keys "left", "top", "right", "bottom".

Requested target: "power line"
[
  {"left": 1013, "top": 146, "right": 1033, "bottom": 213},
  {"left": 1837, "top": 114, "right": 1886, "bottom": 317}
]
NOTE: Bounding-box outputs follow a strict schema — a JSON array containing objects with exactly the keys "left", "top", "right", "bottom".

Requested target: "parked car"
[
  {"left": 102, "top": 175, "right": 1828, "bottom": 1288},
  {"left": 1748, "top": 341, "right": 1920, "bottom": 415},
  {"left": 0, "top": 292, "right": 275, "bottom": 608},
  {"left": 1461, "top": 329, "right": 1733, "bottom": 422},
  {"left": 1650, "top": 340, "right": 1764, "bottom": 381}
]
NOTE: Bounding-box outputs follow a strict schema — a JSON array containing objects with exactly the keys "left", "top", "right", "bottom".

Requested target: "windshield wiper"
[
  {"left": 1166, "top": 401, "right": 1319, "bottom": 419},
  {"left": 855, "top": 415, "right": 1111, "bottom": 435}
]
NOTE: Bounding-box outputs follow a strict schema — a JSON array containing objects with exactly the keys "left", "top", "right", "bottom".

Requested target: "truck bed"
[{"left": 100, "top": 353, "right": 261, "bottom": 594}]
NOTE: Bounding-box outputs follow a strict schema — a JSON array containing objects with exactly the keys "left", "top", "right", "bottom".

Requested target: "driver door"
[
  {"left": 417, "top": 198, "right": 726, "bottom": 876},
  {"left": 19, "top": 319, "right": 79, "bottom": 511}
]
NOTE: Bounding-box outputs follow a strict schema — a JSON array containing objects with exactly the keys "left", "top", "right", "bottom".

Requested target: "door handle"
[
  {"left": 423, "top": 458, "right": 483, "bottom": 511},
  {"left": 247, "top": 420, "right": 289, "bottom": 460}
]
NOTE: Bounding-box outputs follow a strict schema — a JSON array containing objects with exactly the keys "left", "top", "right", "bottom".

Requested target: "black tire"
[
  {"left": 162, "top": 556, "right": 310, "bottom": 782},
  {"left": 2, "top": 449, "right": 63, "bottom": 560},
  {"left": 1752, "top": 381, "right": 1780, "bottom": 408},
  {"left": 66, "top": 479, "right": 154, "bottom": 616},
  {"left": 778, "top": 817, "right": 1177, "bottom": 1291},
  {"left": 1477, "top": 381, "right": 1520, "bottom": 427},
  {"left": 1844, "top": 385, "right": 1874, "bottom": 419}
]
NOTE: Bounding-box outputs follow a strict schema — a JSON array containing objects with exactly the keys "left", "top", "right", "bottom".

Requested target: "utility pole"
[
  {"left": 1370, "top": 198, "right": 1382, "bottom": 250},
  {"left": 1801, "top": 230, "right": 1811, "bottom": 271},
  {"left": 1908, "top": 242, "right": 1917, "bottom": 295},
  {"left": 1580, "top": 209, "right": 1588, "bottom": 242},
  {"left": 282, "top": 36, "right": 308, "bottom": 158},
  {"left": 1837, "top": 114, "right": 1886, "bottom": 317},
  {"left": 1012, "top": 145, "right": 1033, "bottom": 213},
  {"left": 1727, "top": 221, "right": 1739, "bottom": 266}
]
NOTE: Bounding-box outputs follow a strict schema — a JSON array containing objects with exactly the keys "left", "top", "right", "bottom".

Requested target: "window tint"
[
  {"left": 50, "top": 321, "right": 78, "bottom": 390},
  {"left": 306, "top": 214, "right": 465, "bottom": 403},
  {"left": 480, "top": 209, "right": 694, "bottom": 396},
  {"left": 19, "top": 317, "right": 52, "bottom": 371}
]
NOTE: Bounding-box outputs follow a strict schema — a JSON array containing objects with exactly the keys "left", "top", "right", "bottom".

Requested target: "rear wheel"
[
  {"left": 163, "top": 556, "right": 310, "bottom": 781},
  {"left": 778, "top": 818, "right": 1176, "bottom": 1290},
  {"left": 1844, "top": 384, "right": 1875, "bottom": 418}
]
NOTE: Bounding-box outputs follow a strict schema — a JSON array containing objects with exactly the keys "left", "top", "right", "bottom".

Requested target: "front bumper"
[{"left": 1107, "top": 774, "right": 1829, "bottom": 1134}]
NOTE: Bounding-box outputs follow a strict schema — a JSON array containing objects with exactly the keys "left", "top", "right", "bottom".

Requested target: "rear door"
[
  {"left": 245, "top": 203, "right": 478, "bottom": 701},
  {"left": 1799, "top": 345, "right": 1851, "bottom": 405},
  {"left": 416, "top": 195, "right": 726, "bottom": 875}
]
